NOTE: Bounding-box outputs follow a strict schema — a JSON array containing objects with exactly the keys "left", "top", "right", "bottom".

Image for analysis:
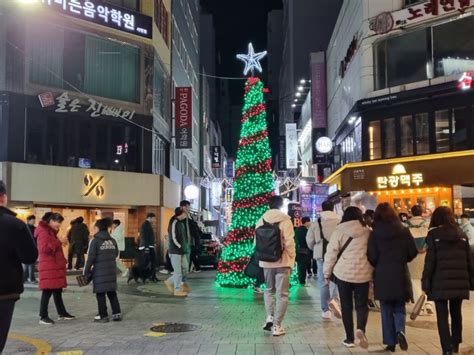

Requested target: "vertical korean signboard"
[
  {"left": 175, "top": 87, "right": 192, "bottom": 149},
  {"left": 285, "top": 123, "right": 298, "bottom": 169},
  {"left": 211, "top": 146, "right": 222, "bottom": 168}
]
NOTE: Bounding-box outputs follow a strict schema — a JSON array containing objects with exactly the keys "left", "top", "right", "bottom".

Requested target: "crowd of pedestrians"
[
  {"left": 253, "top": 195, "right": 473, "bottom": 355},
  {"left": 1, "top": 174, "right": 474, "bottom": 354}
]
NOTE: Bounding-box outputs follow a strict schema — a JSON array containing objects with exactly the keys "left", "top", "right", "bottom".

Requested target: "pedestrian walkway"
[{"left": 5, "top": 271, "right": 474, "bottom": 354}]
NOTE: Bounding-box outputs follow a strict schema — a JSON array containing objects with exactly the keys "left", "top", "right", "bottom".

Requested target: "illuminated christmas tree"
[{"left": 216, "top": 44, "right": 274, "bottom": 287}]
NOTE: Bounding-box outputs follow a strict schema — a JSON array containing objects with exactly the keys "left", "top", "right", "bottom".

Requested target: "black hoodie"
[
  {"left": 422, "top": 226, "right": 473, "bottom": 301},
  {"left": 0, "top": 207, "right": 38, "bottom": 300},
  {"left": 368, "top": 222, "right": 418, "bottom": 302}
]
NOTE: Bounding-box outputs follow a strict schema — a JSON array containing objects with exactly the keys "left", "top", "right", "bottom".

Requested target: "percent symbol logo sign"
[{"left": 83, "top": 175, "right": 105, "bottom": 197}]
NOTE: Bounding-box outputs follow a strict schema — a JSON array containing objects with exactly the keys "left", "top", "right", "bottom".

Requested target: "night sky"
[{"left": 201, "top": 0, "right": 283, "bottom": 103}]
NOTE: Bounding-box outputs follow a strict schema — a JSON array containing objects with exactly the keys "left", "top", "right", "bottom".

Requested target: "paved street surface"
[{"left": 5, "top": 270, "right": 474, "bottom": 355}]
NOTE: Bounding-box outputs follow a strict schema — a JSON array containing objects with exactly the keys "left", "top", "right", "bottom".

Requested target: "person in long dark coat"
[
  {"left": 368, "top": 203, "right": 418, "bottom": 352},
  {"left": 84, "top": 218, "right": 121, "bottom": 323},
  {"left": 422, "top": 206, "right": 473, "bottom": 355}
]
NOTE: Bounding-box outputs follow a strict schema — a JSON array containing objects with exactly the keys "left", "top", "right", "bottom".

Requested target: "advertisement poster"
[{"left": 299, "top": 184, "right": 329, "bottom": 220}]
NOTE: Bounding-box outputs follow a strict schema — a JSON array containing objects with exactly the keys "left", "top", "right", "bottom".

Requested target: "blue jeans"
[
  {"left": 381, "top": 300, "right": 406, "bottom": 346},
  {"left": 317, "top": 258, "right": 338, "bottom": 312},
  {"left": 168, "top": 254, "right": 188, "bottom": 291}
]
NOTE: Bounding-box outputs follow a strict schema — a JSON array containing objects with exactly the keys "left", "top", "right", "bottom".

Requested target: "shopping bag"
[
  {"left": 410, "top": 292, "right": 427, "bottom": 320},
  {"left": 76, "top": 275, "right": 91, "bottom": 287}
]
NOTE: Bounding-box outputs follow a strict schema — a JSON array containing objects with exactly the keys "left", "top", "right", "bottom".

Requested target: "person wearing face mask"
[{"left": 36, "top": 212, "right": 75, "bottom": 325}]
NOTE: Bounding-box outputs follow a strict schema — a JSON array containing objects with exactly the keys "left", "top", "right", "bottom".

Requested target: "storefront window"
[
  {"left": 400, "top": 115, "right": 414, "bottom": 156},
  {"left": 433, "top": 16, "right": 474, "bottom": 77},
  {"left": 415, "top": 113, "right": 430, "bottom": 154},
  {"left": 384, "top": 118, "right": 396, "bottom": 158},
  {"left": 435, "top": 110, "right": 450, "bottom": 152},
  {"left": 452, "top": 107, "right": 468, "bottom": 150},
  {"left": 29, "top": 24, "right": 140, "bottom": 103},
  {"left": 368, "top": 121, "right": 382, "bottom": 160}
]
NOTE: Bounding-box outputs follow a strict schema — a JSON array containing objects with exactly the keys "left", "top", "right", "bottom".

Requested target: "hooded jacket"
[
  {"left": 256, "top": 209, "right": 295, "bottom": 269},
  {"left": 306, "top": 211, "right": 340, "bottom": 260},
  {"left": 368, "top": 222, "right": 418, "bottom": 302},
  {"left": 422, "top": 226, "right": 473, "bottom": 301},
  {"left": 324, "top": 220, "right": 373, "bottom": 283},
  {"left": 84, "top": 231, "right": 118, "bottom": 294},
  {"left": 0, "top": 207, "right": 38, "bottom": 300},
  {"left": 36, "top": 221, "right": 67, "bottom": 290}
]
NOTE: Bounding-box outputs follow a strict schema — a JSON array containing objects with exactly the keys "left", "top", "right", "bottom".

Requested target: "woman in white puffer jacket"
[{"left": 324, "top": 206, "right": 373, "bottom": 349}]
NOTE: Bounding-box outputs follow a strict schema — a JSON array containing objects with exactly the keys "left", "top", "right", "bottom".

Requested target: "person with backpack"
[
  {"left": 422, "top": 207, "right": 473, "bottom": 355},
  {"left": 368, "top": 203, "right": 418, "bottom": 352},
  {"left": 324, "top": 206, "right": 373, "bottom": 349},
  {"left": 406, "top": 205, "right": 433, "bottom": 315},
  {"left": 306, "top": 200, "right": 341, "bottom": 320},
  {"left": 84, "top": 218, "right": 122, "bottom": 323},
  {"left": 255, "top": 195, "right": 295, "bottom": 336}
]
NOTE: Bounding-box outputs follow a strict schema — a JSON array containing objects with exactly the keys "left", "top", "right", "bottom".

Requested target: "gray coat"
[{"left": 84, "top": 231, "right": 118, "bottom": 294}]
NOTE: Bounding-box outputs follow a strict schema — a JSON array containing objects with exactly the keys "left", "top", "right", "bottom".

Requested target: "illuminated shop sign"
[
  {"left": 41, "top": 0, "right": 153, "bottom": 39},
  {"left": 458, "top": 71, "right": 473, "bottom": 90},
  {"left": 377, "top": 164, "right": 424, "bottom": 189}
]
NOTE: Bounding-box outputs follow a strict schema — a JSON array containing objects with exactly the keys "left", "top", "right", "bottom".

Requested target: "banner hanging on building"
[
  {"left": 285, "top": 123, "right": 298, "bottom": 169},
  {"left": 175, "top": 87, "right": 192, "bottom": 149},
  {"left": 211, "top": 146, "right": 222, "bottom": 169}
]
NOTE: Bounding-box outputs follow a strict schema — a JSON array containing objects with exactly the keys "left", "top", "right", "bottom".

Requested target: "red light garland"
[
  {"left": 239, "top": 130, "right": 268, "bottom": 147},
  {"left": 218, "top": 257, "right": 251, "bottom": 274},
  {"left": 223, "top": 227, "right": 255, "bottom": 246},
  {"left": 232, "top": 191, "right": 274, "bottom": 211},
  {"left": 235, "top": 159, "right": 272, "bottom": 178},
  {"left": 241, "top": 103, "right": 266, "bottom": 123}
]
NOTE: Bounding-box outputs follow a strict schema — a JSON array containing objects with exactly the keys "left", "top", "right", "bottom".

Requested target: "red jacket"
[{"left": 35, "top": 221, "right": 67, "bottom": 290}]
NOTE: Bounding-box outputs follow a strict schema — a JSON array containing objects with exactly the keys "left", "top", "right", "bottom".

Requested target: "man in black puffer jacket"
[
  {"left": 84, "top": 218, "right": 121, "bottom": 323},
  {"left": 0, "top": 181, "right": 38, "bottom": 352},
  {"left": 422, "top": 207, "right": 474, "bottom": 355}
]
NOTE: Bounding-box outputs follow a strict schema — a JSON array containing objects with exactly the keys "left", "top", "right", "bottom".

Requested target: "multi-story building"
[
  {"left": 0, "top": 0, "right": 180, "bottom": 257},
  {"left": 170, "top": 0, "right": 200, "bottom": 209},
  {"left": 325, "top": 0, "right": 474, "bottom": 215},
  {"left": 278, "top": 0, "right": 342, "bottom": 171}
]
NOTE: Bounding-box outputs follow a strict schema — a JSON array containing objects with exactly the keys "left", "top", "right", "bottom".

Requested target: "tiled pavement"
[{"left": 4, "top": 270, "right": 474, "bottom": 355}]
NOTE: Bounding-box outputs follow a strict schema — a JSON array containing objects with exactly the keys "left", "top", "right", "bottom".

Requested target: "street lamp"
[
  {"left": 295, "top": 92, "right": 302, "bottom": 98},
  {"left": 298, "top": 86, "right": 304, "bottom": 92},
  {"left": 291, "top": 104, "right": 296, "bottom": 108},
  {"left": 300, "top": 79, "right": 306, "bottom": 84},
  {"left": 184, "top": 184, "right": 199, "bottom": 200}
]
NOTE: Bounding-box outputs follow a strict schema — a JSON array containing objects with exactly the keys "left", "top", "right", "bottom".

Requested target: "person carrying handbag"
[{"left": 324, "top": 207, "right": 373, "bottom": 349}]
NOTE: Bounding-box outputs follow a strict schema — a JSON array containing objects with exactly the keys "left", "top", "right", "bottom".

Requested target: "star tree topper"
[{"left": 236, "top": 43, "right": 267, "bottom": 76}]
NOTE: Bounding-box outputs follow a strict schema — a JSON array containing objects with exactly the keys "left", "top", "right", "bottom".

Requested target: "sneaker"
[
  {"left": 94, "top": 316, "right": 109, "bottom": 323},
  {"left": 321, "top": 310, "right": 332, "bottom": 320},
  {"left": 159, "top": 269, "right": 170, "bottom": 275},
  {"left": 328, "top": 299, "right": 342, "bottom": 319},
  {"left": 272, "top": 324, "right": 285, "bottom": 336},
  {"left": 121, "top": 270, "right": 129, "bottom": 277},
  {"left": 181, "top": 282, "right": 192, "bottom": 293},
  {"left": 356, "top": 329, "right": 369, "bottom": 349},
  {"left": 453, "top": 345, "right": 460, "bottom": 353},
  {"left": 174, "top": 290, "right": 188, "bottom": 297},
  {"left": 263, "top": 315, "right": 273, "bottom": 331},
  {"left": 194, "top": 269, "right": 202, "bottom": 273},
  {"left": 164, "top": 279, "right": 174, "bottom": 293},
  {"left": 384, "top": 345, "right": 396, "bottom": 352},
  {"left": 253, "top": 286, "right": 264, "bottom": 294},
  {"left": 112, "top": 314, "right": 122, "bottom": 322},
  {"left": 58, "top": 313, "right": 75, "bottom": 320},
  {"left": 342, "top": 339, "right": 355, "bottom": 348},
  {"left": 397, "top": 331, "right": 408, "bottom": 351},
  {"left": 39, "top": 317, "right": 55, "bottom": 325}
]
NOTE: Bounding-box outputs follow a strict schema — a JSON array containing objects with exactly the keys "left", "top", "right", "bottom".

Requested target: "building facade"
[
  {"left": 325, "top": 0, "right": 474, "bottom": 216},
  {"left": 170, "top": 0, "right": 201, "bottom": 210},
  {"left": 0, "top": 0, "right": 181, "bottom": 259}
]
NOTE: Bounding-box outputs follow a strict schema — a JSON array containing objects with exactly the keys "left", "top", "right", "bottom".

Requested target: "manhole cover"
[
  {"left": 406, "top": 320, "right": 438, "bottom": 330},
  {"left": 150, "top": 323, "right": 200, "bottom": 333}
]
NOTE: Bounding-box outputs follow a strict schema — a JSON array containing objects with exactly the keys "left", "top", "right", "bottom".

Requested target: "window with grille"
[{"left": 154, "top": 0, "right": 169, "bottom": 46}]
